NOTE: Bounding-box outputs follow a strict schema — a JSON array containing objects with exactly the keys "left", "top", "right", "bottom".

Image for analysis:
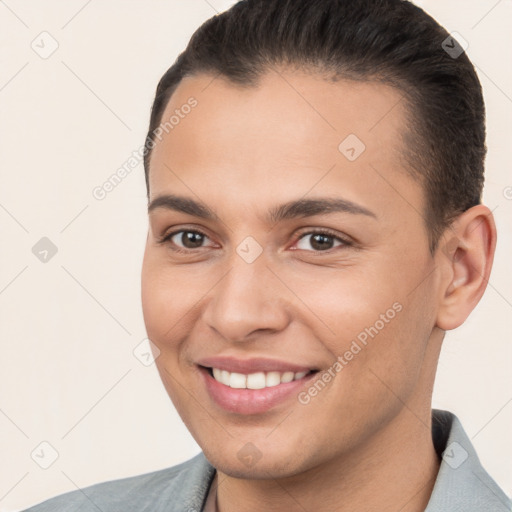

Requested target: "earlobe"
[{"left": 435, "top": 205, "right": 496, "bottom": 331}]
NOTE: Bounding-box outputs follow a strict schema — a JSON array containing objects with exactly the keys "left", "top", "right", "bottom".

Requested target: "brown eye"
[
  {"left": 173, "top": 231, "right": 206, "bottom": 249},
  {"left": 159, "top": 229, "right": 213, "bottom": 251},
  {"left": 295, "top": 230, "right": 350, "bottom": 252}
]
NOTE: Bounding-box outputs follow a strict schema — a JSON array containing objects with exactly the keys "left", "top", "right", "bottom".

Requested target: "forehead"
[
  {"left": 152, "top": 70, "right": 408, "bottom": 162},
  {"left": 148, "top": 69, "right": 424, "bottom": 228}
]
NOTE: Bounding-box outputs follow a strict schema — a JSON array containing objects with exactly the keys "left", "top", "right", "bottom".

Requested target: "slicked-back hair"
[{"left": 143, "top": 0, "right": 486, "bottom": 252}]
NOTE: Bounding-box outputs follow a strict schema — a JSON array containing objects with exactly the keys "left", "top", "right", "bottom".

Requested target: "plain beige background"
[{"left": 0, "top": 1, "right": 510, "bottom": 510}]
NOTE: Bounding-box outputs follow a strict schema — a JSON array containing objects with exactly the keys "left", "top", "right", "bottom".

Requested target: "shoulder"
[
  {"left": 23, "top": 452, "right": 215, "bottom": 512},
  {"left": 428, "top": 409, "right": 511, "bottom": 512}
]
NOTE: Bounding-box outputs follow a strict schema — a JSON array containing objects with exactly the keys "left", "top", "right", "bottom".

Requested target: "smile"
[
  {"left": 209, "top": 368, "right": 311, "bottom": 389},
  {"left": 197, "top": 358, "right": 319, "bottom": 415}
]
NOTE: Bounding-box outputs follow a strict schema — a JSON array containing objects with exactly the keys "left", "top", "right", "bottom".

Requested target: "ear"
[{"left": 435, "top": 205, "right": 497, "bottom": 331}]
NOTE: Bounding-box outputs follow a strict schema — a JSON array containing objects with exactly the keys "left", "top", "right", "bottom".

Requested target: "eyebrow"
[{"left": 147, "top": 194, "right": 377, "bottom": 223}]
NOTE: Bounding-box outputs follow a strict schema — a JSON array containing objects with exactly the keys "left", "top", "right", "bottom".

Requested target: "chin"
[{"left": 201, "top": 442, "right": 313, "bottom": 480}]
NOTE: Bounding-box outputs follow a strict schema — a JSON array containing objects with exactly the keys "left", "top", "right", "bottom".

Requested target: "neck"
[{"left": 214, "top": 407, "right": 441, "bottom": 512}]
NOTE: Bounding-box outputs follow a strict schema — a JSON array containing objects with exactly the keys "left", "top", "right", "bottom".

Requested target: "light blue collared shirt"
[{"left": 23, "top": 409, "right": 511, "bottom": 512}]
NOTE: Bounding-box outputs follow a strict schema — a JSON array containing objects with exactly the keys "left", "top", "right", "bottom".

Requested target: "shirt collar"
[{"left": 426, "top": 409, "right": 510, "bottom": 511}]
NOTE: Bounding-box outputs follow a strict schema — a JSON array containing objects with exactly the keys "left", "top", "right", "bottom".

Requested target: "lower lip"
[{"left": 200, "top": 366, "right": 317, "bottom": 415}]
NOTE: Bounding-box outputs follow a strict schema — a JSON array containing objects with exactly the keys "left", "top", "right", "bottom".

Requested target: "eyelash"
[{"left": 157, "top": 227, "right": 353, "bottom": 254}]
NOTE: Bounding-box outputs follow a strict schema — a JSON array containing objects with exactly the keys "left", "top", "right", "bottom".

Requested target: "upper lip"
[{"left": 197, "top": 356, "right": 316, "bottom": 374}]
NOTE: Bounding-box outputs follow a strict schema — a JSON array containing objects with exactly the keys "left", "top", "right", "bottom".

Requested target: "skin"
[{"left": 141, "top": 68, "right": 496, "bottom": 512}]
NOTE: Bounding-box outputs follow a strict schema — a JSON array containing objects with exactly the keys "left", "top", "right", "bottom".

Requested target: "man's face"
[{"left": 141, "top": 70, "right": 442, "bottom": 478}]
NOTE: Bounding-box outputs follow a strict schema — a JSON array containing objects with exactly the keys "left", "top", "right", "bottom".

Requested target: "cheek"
[
  {"left": 141, "top": 252, "right": 186, "bottom": 349},
  {"left": 290, "top": 265, "right": 400, "bottom": 344},
  {"left": 297, "top": 266, "right": 431, "bottom": 389},
  {"left": 141, "top": 251, "right": 219, "bottom": 363}
]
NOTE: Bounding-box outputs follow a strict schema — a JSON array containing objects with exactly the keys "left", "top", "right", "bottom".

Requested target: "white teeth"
[
  {"left": 210, "top": 368, "right": 311, "bottom": 388},
  {"left": 281, "top": 371, "right": 295, "bottom": 383},
  {"left": 265, "top": 371, "right": 281, "bottom": 387},
  {"left": 221, "top": 370, "right": 230, "bottom": 386},
  {"left": 247, "top": 372, "right": 266, "bottom": 389},
  {"left": 212, "top": 368, "right": 222, "bottom": 382},
  {"left": 229, "top": 372, "right": 247, "bottom": 388}
]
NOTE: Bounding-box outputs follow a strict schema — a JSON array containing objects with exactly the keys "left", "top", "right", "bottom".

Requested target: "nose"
[{"left": 202, "top": 250, "right": 291, "bottom": 343}]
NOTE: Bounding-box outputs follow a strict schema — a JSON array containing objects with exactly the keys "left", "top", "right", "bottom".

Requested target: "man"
[{"left": 24, "top": 0, "right": 511, "bottom": 510}]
